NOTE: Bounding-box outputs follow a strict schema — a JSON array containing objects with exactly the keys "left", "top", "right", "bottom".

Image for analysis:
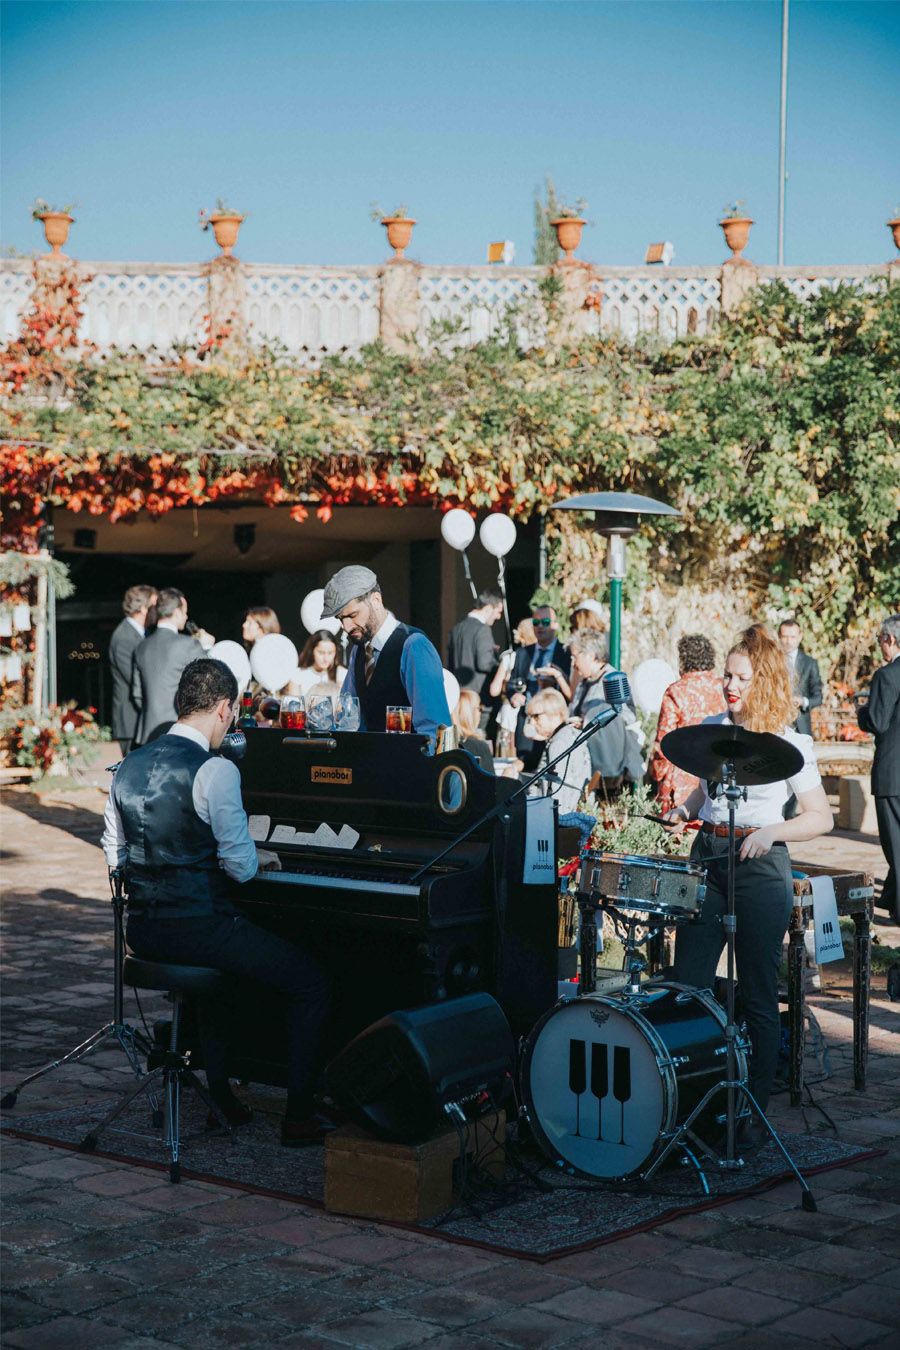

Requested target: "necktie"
[{"left": 364, "top": 641, "right": 376, "bottom": 684}]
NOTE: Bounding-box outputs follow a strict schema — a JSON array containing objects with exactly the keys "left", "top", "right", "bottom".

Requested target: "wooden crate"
[{"left": 324, "top": 1110, "right": 505, "bottom": 1223}]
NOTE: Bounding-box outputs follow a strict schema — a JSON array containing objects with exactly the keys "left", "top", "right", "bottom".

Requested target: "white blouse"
[
  {"left": 293, "top": 664, "right": 347, "bottom": 697},
  {"left": 695, "top": 713, "right": 822, "bottom": 828}
]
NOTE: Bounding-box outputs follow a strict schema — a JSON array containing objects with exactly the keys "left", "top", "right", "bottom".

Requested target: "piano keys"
[{"left": 221, "top": 730, "right": 558, "bottom": 1086}]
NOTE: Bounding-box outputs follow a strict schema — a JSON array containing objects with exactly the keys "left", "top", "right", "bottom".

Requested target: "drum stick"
[{"left": 642, "top": 813, "right": 701, "bottom": 831}]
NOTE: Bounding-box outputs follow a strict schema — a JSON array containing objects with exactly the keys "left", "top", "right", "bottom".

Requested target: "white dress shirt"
[
  {"left": 126, "top": 616, "right": 145, "bottom": 638},
  {"left": 101, "top": 724, "right": 258, "bottom": 883},
  {"left": 696, "top": 713, "right": 822, "bottom": 828}
]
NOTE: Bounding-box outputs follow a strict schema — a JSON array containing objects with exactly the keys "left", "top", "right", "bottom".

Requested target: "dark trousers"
[
  {"left": 875, "top": 795, "right": 899, "bottom": 922},
  {"left": 127, "top": 912, "right": 329, "bottom": 1118},
  {"left": 672, "top": 832, "right": 794, "bottom": 1110}
]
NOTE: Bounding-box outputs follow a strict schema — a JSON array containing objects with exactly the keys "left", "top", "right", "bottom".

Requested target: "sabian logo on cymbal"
[{"left": 311, "top": 766, "right": 352, "bottom": 784}]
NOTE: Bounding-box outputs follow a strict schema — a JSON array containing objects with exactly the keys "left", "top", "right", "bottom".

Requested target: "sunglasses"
[{"left": 532, "top": 617, "right": 555, "bottom": 628}]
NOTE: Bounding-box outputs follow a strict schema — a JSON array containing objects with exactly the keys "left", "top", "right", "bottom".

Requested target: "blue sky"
[{"left": 2, "top": 1, "right": 898, "bottom": 267}]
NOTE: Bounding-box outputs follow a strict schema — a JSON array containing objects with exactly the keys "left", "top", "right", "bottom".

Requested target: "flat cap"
[{"left": 321, "top": 565, "right": 379, "bottom": 618}]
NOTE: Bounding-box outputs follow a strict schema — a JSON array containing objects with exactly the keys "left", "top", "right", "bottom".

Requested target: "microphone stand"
[{"left": 411, "top": 702, "right": 624, "bottom": 883}]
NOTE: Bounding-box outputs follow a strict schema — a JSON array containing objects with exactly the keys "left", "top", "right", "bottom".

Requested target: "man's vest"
[
  {"left": 352, "top": 623, "right": 423, "bottom": 732},
  {"left": 114, "top": 734, "right": 233, "bottom": 917}
]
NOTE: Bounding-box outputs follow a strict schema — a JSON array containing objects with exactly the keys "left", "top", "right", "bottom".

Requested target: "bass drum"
[{"left": 521, "top": 982, "right": 746, "bottom": 1180}]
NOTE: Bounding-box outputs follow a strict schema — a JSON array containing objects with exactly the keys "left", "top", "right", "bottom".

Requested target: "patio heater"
[{"left": 551, "top": 492, "right": 680, "bottom": 669}]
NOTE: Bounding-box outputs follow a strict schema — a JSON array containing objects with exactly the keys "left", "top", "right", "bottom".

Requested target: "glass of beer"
[
  {"left": 308, "top": 694, "right": 335, "bottom": 732},
  {"left": 386, "top": 705, "right": 413, "bottom": 733},
  {"left": 280, "top": 696, "right": 306, "bottom": 731},
  {"left": 335, "top": 693, "right": 361, "bottom": 732}
]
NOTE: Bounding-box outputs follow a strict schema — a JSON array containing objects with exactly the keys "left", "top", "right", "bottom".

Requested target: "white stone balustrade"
[{"left": 0, "top": 256, "right": 893, "bottom": 359}]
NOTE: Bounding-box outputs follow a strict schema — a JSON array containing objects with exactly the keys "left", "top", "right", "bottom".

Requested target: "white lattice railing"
[{"left": 0, "top": 258, "right": 892, "bottom": 355}]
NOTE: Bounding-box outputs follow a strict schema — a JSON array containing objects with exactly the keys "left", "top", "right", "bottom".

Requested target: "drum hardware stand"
[
  {"left": 1, "top": 870, "right": 160, "bottom": 1122},
  {"left": 642, "top": 764, "right": 817, "bottom": 1211}
]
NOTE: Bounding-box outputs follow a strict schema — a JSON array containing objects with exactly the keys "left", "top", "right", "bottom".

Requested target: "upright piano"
[{"left": 224, "top": 730, "right": 558, "bottom": 1086}]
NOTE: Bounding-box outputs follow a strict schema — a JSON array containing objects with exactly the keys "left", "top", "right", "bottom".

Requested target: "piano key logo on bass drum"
[{"left": 311, "top": 766, "right": 353, "bottom": 784}]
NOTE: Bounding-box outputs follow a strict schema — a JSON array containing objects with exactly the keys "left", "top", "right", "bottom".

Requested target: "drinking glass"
[
  {"left": 258, "top": 696, "right": 281, "bottom": 725},
  {"left": 279, "top": 696, "right": 306, "bottom": 731},
  {"left": 335, "top": 693, "right": 361, "bottom": 732},
  {"left": 386, "top": 705, "right": 413, "bottom": 733},
  {"left": 307, "top": 694, "right": 335, "bottom": 732}
]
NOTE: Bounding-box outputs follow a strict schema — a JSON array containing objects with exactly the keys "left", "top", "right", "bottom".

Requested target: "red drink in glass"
[{"left": 386, "top": 705, "right": 413, "bottom": 733}]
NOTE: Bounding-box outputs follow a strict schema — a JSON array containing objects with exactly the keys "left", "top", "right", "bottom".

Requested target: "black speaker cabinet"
[{"left": 324, "top": 992, "right": 515, "bottom": 1143}]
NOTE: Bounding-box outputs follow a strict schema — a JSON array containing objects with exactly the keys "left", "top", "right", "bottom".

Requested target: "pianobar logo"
[{"left": 311, "top": 766, "right": 352, "bottom": 784}]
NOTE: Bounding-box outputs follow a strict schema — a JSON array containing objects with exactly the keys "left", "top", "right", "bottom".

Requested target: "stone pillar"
[
  {"left": 720, "top": 258, "right": 760, "bottom": 317},
  {"left": 378, "top": 261, "right": 420, "bottom": 353},
  {"left": 547, "top": 261, "right": 600, "bottom": 348},
  {"left": 203, "top": 256, "right": 249, "bottom": 358}
]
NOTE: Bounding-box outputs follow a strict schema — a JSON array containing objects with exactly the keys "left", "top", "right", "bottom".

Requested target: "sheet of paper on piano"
[
  {"left": 248, "top": 815, "right": 271, "bottom": 842},
  {"left": 269, "top": 824, "right": 298, "bottom": 844}
]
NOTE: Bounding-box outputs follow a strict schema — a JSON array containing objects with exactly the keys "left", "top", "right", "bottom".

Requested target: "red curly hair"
[{"left": 728, "top": 623, "right": 796, "bottom": 734}]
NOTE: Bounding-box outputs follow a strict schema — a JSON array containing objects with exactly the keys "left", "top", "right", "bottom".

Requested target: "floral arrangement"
[
  {"left": 552, "top": 197, "right": 589, "bottom": 220},
  {"left": 31, "top": 198, "right": 77, "bottom": 220},
  {"left": 1, "top": 703, "right": 110, "bottom": 775},
  {"left": 199, "top": 199, "right": 244, "bottom": 229},
  {"left": 578, "top": 782, "right": 688, "bottom": 859},
  {"left": 369, "top": 203, "right": 412, "bottom": 222},
  {"left": 720, "top": 200, "right": 748, "bottom": 219}
]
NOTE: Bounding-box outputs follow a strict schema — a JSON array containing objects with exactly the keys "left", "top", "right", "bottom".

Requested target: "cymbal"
[{"left": 661, "top": 723, "right": 804, "bottom": 787}]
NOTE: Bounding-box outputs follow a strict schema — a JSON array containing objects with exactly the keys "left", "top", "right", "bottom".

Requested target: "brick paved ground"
[{"left": 2, "top": 784, "right": 899, "bottom": 1348}]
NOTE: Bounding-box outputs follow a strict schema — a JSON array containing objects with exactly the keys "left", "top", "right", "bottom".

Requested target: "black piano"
[{"left": 224, "top": 730, "right": 558, "bottom": 1086}]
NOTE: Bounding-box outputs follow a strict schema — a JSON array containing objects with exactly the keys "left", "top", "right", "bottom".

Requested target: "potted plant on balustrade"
[
  {"left": 718, "top": 201, "right": 754, "bottom": 260},
  {"left": 888, "top": 208, "right": 900, "bottom": 253},
  {"left": 549, "top": 198, "right": 589, "bottom": 261},
  {"left": 199, "top": 199, "right": 246, "bottom": 257},
  {"left": 370, "top": 204, "right": 416, "bottom": 259},
  {"left": 31, "top": 199, "right": 77, "bottom": 256}
]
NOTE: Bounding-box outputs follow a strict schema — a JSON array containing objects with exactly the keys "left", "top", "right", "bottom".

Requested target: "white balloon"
[
  {"left": 441, "top": 509, "right": 476, "bottom": 552},
  {"left": 209, "top": 640, "right": 252, "bottom": 693},
  {"left": 443, "top": 668, "right": 460, "bottom": 714},
  {"left": 479, "top": 514, "right": 517, "bottom": 558},
  {"left": 632, "top": 658, "right": 679, "bottom": 715},
  {"left": 250, "top": 633, "right": 299, "bottom": 693},
  {"left": 300, "top": 588, "right": 341, "bottom": 636}
]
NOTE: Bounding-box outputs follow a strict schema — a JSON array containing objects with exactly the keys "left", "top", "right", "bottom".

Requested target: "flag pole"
[{"left": 777, "top": 0, "right": 790, "bottom": 266}]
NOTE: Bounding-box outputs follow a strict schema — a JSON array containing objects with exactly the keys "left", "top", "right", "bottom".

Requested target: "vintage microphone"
[
  {"left": 411, "top": 671, "right": 632, "bottom": 882},
  {"left": 219, "top": 730, "right": 247, "bottom": 763}
]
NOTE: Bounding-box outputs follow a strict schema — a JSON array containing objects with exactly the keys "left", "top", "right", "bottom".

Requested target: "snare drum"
[
  {"left": 581, "top": 851, "right": 706, "bottom": 919},
  {"left": 521, "top": 982, "right": 746, "bottom": 1179}
]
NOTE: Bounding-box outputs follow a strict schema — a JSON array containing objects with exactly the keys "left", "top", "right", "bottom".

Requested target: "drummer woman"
[{"left": 663, "top": 623, "right": 832, "bottom": 1122}]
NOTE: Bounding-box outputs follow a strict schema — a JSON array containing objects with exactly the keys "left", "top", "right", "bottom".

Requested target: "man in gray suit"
[
  {"left": 108, "top": 584, "right": 156, "bottom": 754},
  {"left": 778, "top": 619, "right": 823, "bottom": 737},
  {"left": 858, "top": 615, "right": 900, "bottom": 924},
  {"left": 132, "top": 588, "right": 207, "bottom": 744}
]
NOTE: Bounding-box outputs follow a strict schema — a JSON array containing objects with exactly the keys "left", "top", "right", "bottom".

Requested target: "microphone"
[
  {"left": 602, "top": 669, "right": 631, "bottom": 710},
  {"left": 219, "top": 730, "right": 247, "bottom": 763}
]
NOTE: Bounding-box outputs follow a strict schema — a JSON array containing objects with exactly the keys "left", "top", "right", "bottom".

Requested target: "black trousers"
[
  {"left": 672, "top": 832, "right": 794, "bottom": 1110},
  {"left": 126, "top": 911, "right": 329, "bottom": 1118},
  {"left": 875, "top": 795, "right": 899, "bottom": 922}
]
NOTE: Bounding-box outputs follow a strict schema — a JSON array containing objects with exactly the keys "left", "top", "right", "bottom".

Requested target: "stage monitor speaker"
[{"left": 324, "top": 992, "right": 515, "bottom": 1144}]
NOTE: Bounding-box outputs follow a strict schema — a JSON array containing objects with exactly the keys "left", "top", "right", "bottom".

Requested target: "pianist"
[
  {"left": 101, "top": 658, "right": 330, "bottom": 1146},
  {"left": 322, "top": 565, "right": 451, "bottom": 739}
]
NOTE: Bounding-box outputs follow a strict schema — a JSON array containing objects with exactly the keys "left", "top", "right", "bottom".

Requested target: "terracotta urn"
[
  {"left": 888, "top": 218, "right": 900, "bottom": 253},
  {"left": 209, "top": 213, "right": 244, "bottom": 257},
  {"left": 550, "top": 217, "right": 586, "bottom": 261},
  {"left": 719, "top": 216, "right": 754, "bottom": 260},
  {"left": 38, "top": 212, "right": 74, "bottom": 256},
  {"left": 382, "top": 217, "right": 416, "bottom": 260}
]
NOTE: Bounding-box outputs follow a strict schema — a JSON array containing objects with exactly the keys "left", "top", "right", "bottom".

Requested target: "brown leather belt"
[{"left": 700, "top": 821, "right": 758, "bottom": 840}]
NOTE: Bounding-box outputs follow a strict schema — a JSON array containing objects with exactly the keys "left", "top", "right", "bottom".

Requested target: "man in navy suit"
[
  {"left": 778, "top": 619, "right": 823, "bottom": 737},
  {"left": 508, "top": 604, "right": 572, "bottom": 770},
  {"left": 858, "top": 615, "right": 900, "bottom": 924}
]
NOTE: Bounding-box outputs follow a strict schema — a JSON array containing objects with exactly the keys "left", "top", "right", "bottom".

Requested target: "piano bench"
[
  {"left": 123, "top": 957, "right": 235, "bottom": 999},
  {"left": 324, "top": 1110, "right": 506, "bottom": 1223}
]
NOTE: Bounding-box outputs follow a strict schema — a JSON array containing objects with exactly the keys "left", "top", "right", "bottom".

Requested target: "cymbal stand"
[
  {"left": 642, "top": 762, "right": 817, "bottom": 1210},
  {"left": 2, "top": 870, "right": 159, "bottom": 1119}
]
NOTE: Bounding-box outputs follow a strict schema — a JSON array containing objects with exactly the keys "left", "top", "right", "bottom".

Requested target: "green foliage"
[
  {"left": 4, "top": 280, "right": 898, "bottom": 667},
  {"left": 0, "top": 552, "right": 74, "bottom": 599}
]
